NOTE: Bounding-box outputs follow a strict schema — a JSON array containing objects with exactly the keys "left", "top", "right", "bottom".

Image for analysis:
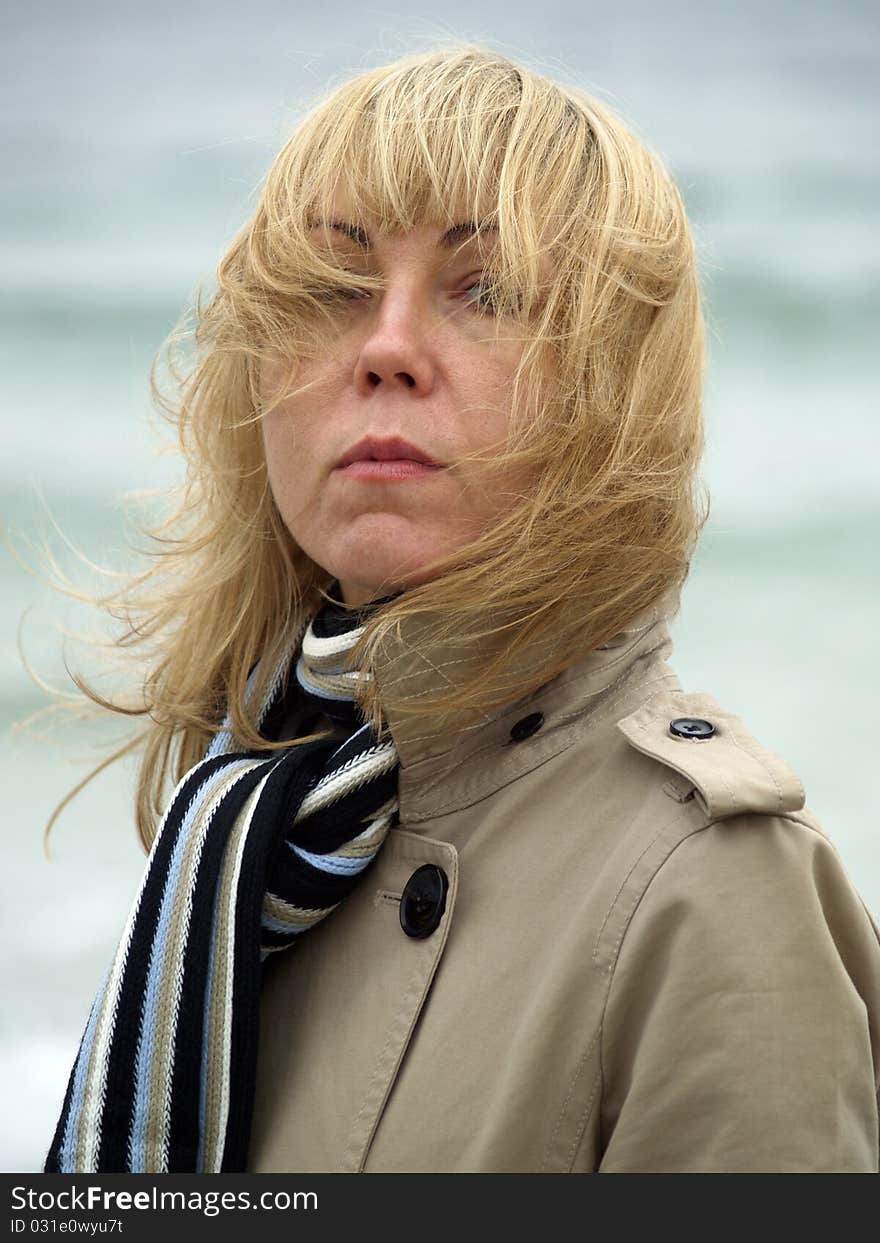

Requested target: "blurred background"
[{"left": 2, "top": 0, "right": 877, "bottom": 1173}]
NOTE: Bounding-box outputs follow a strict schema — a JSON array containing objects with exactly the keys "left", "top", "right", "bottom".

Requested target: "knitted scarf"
[{"left": 45, "top": 584, "right": 400, "bottom": 1173}]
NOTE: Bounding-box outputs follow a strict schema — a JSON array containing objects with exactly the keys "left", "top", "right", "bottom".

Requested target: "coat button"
[
  {"left": 509, "top": 712, "right": 544, "bottom": 742},
  {"left": 669, "top": 717, "right": 715, "bottom": 740},
  {"left": 400, "top": 864, "right": 449, "bottom": 939}
]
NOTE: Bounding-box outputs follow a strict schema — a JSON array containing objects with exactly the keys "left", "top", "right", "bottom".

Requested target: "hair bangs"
[{"left": 298, "top": 51, "right": 521, "bottom": 234}]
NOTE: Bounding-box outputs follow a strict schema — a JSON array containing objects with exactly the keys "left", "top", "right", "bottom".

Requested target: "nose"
[{"left": 352, "top": 284, "right": 437, "bottom": 396}]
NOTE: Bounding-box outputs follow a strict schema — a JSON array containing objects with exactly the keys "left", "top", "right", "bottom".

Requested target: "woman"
[{"left": 45, "top": 45, "right": 880, "bottom": 1174}]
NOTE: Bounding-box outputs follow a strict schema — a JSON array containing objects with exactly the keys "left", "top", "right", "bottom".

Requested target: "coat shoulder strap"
[{"left": 616, "top": 689, "right": 806, "bottom": 820}]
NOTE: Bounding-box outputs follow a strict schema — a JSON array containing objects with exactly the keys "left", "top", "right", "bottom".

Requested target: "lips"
[{"left": 335, "top": 435, "right": 441, "bottom": 470}]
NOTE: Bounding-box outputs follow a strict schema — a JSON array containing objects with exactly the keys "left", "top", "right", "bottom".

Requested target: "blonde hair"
[{"left": 41, "top": 43, "right": 709, "bottom": 850}]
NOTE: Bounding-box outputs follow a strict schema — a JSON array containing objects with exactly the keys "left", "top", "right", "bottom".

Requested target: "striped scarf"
[{"left": 45, "top": 585, "right": 400, "bottom": 1173}]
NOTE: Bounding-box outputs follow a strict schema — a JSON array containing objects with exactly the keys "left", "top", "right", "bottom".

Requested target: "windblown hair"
[{"left": 45, "top": 43, "right": 709, "bottom": 850}]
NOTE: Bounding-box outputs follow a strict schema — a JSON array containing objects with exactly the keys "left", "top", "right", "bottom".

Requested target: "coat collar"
[{"left": 370, "top": 589, "right": 680, "bottom": 822}]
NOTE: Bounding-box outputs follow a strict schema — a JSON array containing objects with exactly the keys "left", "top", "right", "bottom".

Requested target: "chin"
[
  {"left": 298, "top": 512, "right": 464, "bottom": 606},
  {"left": 332, "top": 552, "right": 445, "bottom": 608}
]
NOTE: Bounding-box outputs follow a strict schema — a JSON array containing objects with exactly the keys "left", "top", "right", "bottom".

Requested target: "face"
[{"left": 259, "top": 198, "right": 540, "bottom": 608}]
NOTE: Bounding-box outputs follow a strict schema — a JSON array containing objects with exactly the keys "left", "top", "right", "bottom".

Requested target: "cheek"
[{"left": 261, "top": 412, "right": 300, "bottom": 502}]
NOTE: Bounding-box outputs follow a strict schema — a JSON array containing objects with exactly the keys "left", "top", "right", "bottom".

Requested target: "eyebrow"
[{"left": 314, "top": 219, "right": 497, "bottom": 250}]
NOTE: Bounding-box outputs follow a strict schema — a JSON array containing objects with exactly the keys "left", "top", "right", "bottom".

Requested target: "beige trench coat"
[{"left": 248, "top": 597, "right": 880, "bottom": 1173}]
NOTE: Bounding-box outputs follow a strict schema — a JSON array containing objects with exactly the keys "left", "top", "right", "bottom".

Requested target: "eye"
[
  {"left": 337, "top": 286, "right": 371, "bottom": 301},
  {"left": 314, "top": 283, "right": 371, "bottom": 305},
  {"left": 461, "top": 278, "right": 499, "bottom": 315}
]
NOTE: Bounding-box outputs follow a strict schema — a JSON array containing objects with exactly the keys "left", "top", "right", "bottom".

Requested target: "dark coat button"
[
  {"left": 509, "top": 712, "right": 544, "bottom": 742},
  {"left": 669, "top": 717, "right": 716, "bottom": 740},
  {"left": 400, "top": 865, "right": 449, "bottom": 939}
]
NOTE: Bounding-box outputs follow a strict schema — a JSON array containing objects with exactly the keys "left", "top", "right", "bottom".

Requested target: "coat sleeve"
[{"left": 597, "top": 813, "right": 880, "bottom": 1172}]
